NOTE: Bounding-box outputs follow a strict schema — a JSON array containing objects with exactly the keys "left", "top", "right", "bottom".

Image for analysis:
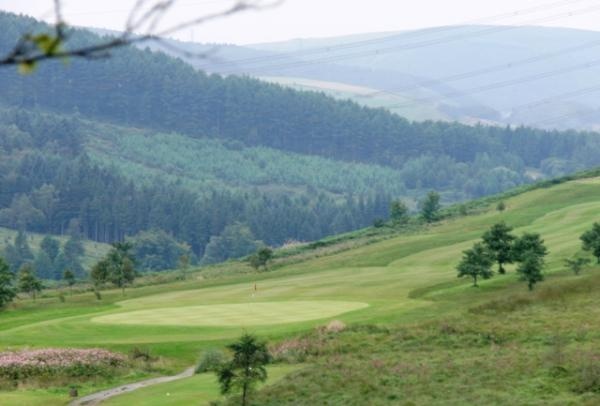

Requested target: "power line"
[
  {"left": 208, "top": 0, "right": 595, "bottom": 73},
  {"left": 358, "top": 38, "right": 600, "bottom": 100},
  {"left": 379, "top": 57, "right": 600, "bottom": 110},
  {"left": 511, "top": 82, "right": 600, "bottom": 112},
  {"left": 530, "top": 106, "right": 600, "bottom": 127}
]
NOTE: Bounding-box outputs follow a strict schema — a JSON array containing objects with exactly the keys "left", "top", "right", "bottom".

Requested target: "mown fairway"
[
  {"left": 2, "top": 176, "right": 600, "bottom": 404},
  {"left": 92, "top": 301, "right": 369, "bottom": 327}
]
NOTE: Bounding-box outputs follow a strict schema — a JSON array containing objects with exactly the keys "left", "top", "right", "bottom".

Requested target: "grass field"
[
  {"left": 92, "top": 301, "right": 369, "bottom": 327},
  {"left": 103, "top": 365, "right": 300, "bottom": 406},
  {"left": 260, "top": 76, "right": 451, "bottom": 122},
  {"left": 2, "top": 176, "right": 600, "bottom": 404}
]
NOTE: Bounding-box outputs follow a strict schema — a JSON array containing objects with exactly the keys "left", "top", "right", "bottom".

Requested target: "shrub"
[
  {"left": 574, "top": 354, "right": 600, "bottom": 393},
  {"left": 195, "top": 349, "right": 227, "bottom": 374},
  {"left": 129, "top": 347, "right": 155, "bottom": 362},
  {"left": 269, "top": 338, "right": 314, "bottom": 363}
]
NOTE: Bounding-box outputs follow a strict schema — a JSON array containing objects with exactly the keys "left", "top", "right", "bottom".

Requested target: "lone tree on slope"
[
  {"left": 62, "top": 269, "right": 76, "bottom": 292},
  {"left": 517, "top": 252, "right": 545, "bottom": 291},
  {"left": 17, "top": 264, "right": 43, "bottom": 301},
  {"left": 581, "top": 222, "right": 600, "bottom": 263},
  {"left": 218, "top": 334, "right": 271, "bottom": 406},
  {"left": 564, "top": 256, "right": 591, "bottom": 276},
  {"left": 512, "top": 233, "right": 548, "bottom": 291},
  {"left": 390, "top": 200, "right": 409, "bottom": 225},
  {"left": 420, "top": 191, "right": 441, "bottom": 223},
  {"left": 482, "top": 222, "right": 516, "bottom": 274},
  {"left": 249, "top": 247, "right": 274, "bottom": 271},
  {"left": 456, "top": 242, "right": 495, "bottom": 287}
]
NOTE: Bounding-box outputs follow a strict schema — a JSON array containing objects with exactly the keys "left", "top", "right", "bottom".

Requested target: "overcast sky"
[{"left": 1, "top": 0, "right": 600, "bottom": 44}]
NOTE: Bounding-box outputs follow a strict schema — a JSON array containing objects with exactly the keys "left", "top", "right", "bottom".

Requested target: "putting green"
[{"left": 91, "top": 301, "right": 369, "bottom": 327}]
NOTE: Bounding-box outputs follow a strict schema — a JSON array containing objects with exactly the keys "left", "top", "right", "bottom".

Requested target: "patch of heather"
[{"left": 0, "top": 348, "right": 127, "bottom": 380}]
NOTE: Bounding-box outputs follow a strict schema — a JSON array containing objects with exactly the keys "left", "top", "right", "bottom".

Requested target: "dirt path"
[{"left": 68, "top": 367, "right": 195, "bottom": 406}]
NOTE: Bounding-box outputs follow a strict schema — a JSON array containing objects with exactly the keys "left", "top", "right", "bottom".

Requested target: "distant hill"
[
  {"left": 3, "top": 12, "right": 600, "bottom": 266},
  {"left": 160, "top": 25, "right": 600, "bottom": 130}
]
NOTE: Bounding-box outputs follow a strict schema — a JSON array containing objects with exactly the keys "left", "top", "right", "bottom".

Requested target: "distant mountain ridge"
[{"left": 156, "top": 25, "right": 600, "bottom": 130}]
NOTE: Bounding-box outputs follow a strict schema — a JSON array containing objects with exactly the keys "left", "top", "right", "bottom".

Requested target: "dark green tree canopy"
[
  {"left": 512, "top": 233, "right": 548, "bottom": 262},
  {"left": 202, "top": 223, "right": 261, "bottom": 265},
  {"left": 40, "top": 235, "right": 60, "bottom": 261},
  {"left": 482, "top": 222, "right": 516, "bottom": 274},
  {"left": 17, "top": 263, "right": 43, "bottom": 300},
  {"left": 517, "top": 252, "right": 545, "bottom": 291},
  {"left": 390, "top": 200, "right": 409, "bottom": 224},
  {"left": 457, "top": 242, "right": 495, "bottom": 287},
  {"left": 581, "top": 222, "right": 600, "bottom": 263},
  {"left": 62, "top": 269, "right": 76, "bottom": 286},
  {"left": 249, "top": 247, "right": 274, "bottom": 271},
  {"left": 420, "top": 191, "right": 441, "bottom": 223},
  {"left": 4, "top": 230, "right": 34, "bottom": 272},
  {"left": 0, "top": 257, "right": 16, "bottom": 308},
  {"left": 130, "top": 229, "right": 192, "bottom": 271},
  {"left": 218, "top": 334, "right": 271, "bottom": 406}
]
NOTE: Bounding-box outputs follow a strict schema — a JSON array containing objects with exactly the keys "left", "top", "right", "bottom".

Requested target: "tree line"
[{"left": 457, "top": 220, "right": 600, "bottom": 290}]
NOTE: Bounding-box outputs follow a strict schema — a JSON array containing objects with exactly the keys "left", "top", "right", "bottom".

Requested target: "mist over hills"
[{"left": 162, "top": 25, "right": 600, "bottom": 130}]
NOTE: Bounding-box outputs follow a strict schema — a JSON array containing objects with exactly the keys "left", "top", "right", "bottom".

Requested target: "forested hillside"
[
  {"left": 3, "top": 12, "right": 600, "bottom": 275},
  {"left": 1, "top": 12, "right": 599, "bottom": 172},
  {"left": 0, "top": 108, "right": 391, "bottom": 264}
]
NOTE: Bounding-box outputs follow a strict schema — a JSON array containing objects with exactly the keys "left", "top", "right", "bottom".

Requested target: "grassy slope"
[
  {"left": 2, "top": 176, "right": 600, "bottom": 404},
  {"left": 259, "top": 76, "right": 451, "bottom": 122},
  {"left": 104, "top": 365, "right": 300, "bottom": 406}
]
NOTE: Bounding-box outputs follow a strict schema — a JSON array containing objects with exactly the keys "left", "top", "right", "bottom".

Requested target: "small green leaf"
[{"left": 18, "top": 61, "right": 36, "bottom": 74}]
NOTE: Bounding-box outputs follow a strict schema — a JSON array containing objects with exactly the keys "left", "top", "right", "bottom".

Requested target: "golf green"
[{"left": 91, "top": 301, "right": 369, "bottom": 326}]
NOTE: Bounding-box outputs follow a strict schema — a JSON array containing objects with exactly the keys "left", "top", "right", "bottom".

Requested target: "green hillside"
[
  {"left": 0, "top": 227, "right": 110, "bottom": 272},
  {"left": 260, "top": 76, "right": 453, "bottom": 122},
  {"left": 2, "top": 173, "right": 600, "bottom": 404},
  {"left": 7, "top": 12, "right": 600, "bottom": 269}
]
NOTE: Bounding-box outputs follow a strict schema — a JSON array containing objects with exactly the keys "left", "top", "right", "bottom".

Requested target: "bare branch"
[{"left": 0, "top": 0, "right": 282, "bottom": 68}]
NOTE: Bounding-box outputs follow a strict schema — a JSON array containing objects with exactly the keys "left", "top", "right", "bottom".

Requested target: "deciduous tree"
[
  {"left": 390, "top": 200, "right": 409, "bottom": 225},
  {"left": 456, "top": 242, "right": 494, "bottom": 287},
  {"left": 581, "top": 223, "right": 600, "bottom": 263},
  {"left": 517, "top": 252, "right": 545, "bottom": 291},
  {"left": 512, "top": 233, "right": 548, "bottom": 262},
  {"left": 420, "top": 191, "right": 441, "bottom": 223},
  {"left": 17, "top": 264, "right": 43, "bottom": 300},
  {"left": 482, "top": 222, "right": 516, "bottom": 274}
]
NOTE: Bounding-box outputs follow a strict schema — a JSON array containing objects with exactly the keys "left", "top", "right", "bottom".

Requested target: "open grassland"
[
  {"left": 2, "top": 176, "right": 600, "bottom": 404},
  {"left": 260, "top": 76, "right": 451, "bottom": 122}
]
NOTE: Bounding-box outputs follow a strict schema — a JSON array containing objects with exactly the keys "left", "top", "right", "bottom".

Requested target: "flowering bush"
[{"left": 0, "top": 348, "right": 127, "bottom": 380}]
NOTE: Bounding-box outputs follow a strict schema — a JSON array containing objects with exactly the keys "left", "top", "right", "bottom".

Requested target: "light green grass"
[
  {"left": 3, "top": 176, "right": 600, "bottom": 403},
  {"left": 0, "top": 390, "right": 67, "bottom": 406},
  {"left": 2, "top": 177, "right": 600, "bottom": 351},
  {"left": 104, "top": 365, "right": 300, "bottom": 406},
  {"left": 92, "top": 301, "right": 368, "bottom": 327}
]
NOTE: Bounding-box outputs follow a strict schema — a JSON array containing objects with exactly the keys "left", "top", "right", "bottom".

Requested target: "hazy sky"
[{"left": 1, "top": 0, "right": 600, "bottom": 44}]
